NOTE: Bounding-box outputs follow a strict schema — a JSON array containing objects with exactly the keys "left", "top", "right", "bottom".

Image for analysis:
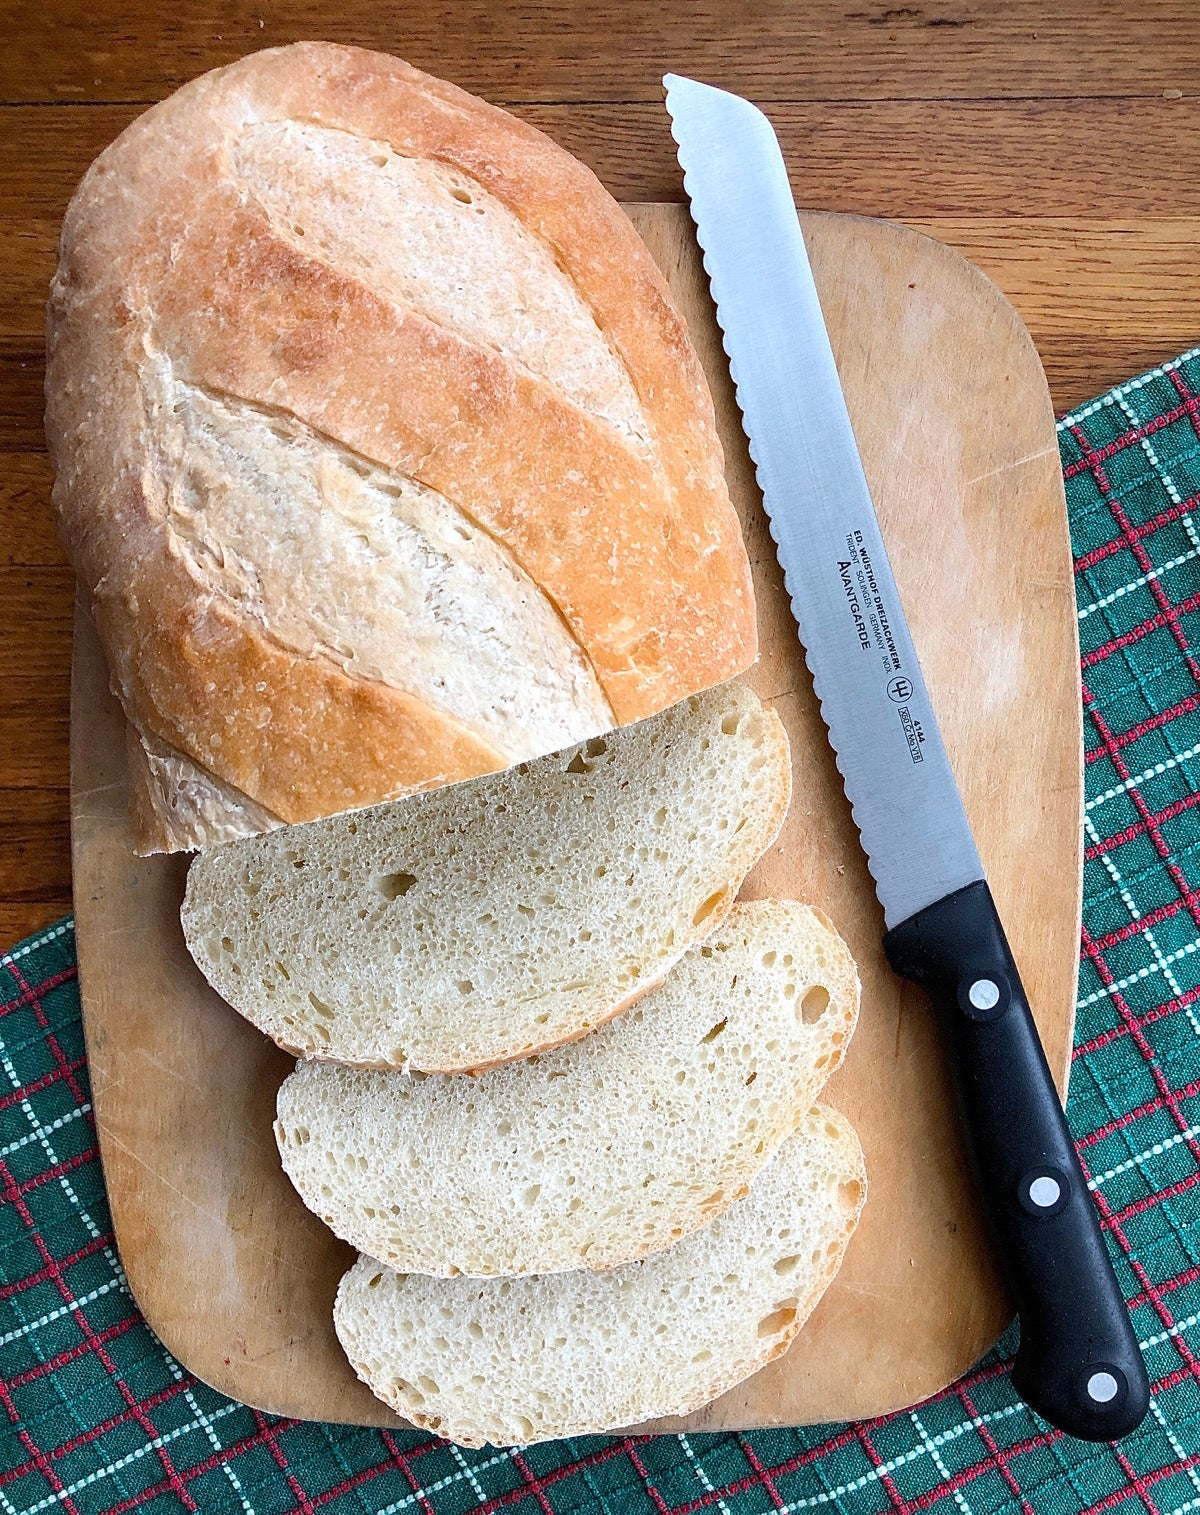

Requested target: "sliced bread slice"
[
  {"left": 276, "top": 899, "right": 858, "bottom": 1276},
  {"left": 182, "top": 681, "right": 790, "bottom": 1071},
  {"left": 334, "top": 1104, "right": 866, "bottom": 1446}
]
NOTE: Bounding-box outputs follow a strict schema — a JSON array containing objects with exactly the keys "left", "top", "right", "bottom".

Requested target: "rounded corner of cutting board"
[
  {"left": 804, "top": 209, "right": 1058, "bottom": 397},
  {"left": 70, "top": 205, "right": 1081, "bottom": 1431}
]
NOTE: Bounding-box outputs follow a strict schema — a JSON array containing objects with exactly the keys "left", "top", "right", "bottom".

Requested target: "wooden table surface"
[{"left": 1, "top": 2, "right": 1198, "bottom": 948}]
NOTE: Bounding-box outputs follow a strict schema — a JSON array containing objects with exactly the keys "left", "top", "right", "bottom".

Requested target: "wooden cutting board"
[{"left": 70, "top": 203, "right": 1081, "bottom": 1432}]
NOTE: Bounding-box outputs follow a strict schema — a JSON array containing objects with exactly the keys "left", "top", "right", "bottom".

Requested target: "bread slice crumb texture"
[
  {"left": 182, "top": 680, "right": 790, "bottom": 1071},
  {"left": 276, "top": 899, "right": 858, "bottom": 1275},
  {"left": 334, "top": 1105, "right": 866, "bottom": 1447}
]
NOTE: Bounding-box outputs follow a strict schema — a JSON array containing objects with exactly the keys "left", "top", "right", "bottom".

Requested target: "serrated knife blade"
[
  {"left": 664, "top": 72, "right": 981, "bottom": 932},
  {"left": 664, "top": 73, "right": 1148, "bottom": 1442}
]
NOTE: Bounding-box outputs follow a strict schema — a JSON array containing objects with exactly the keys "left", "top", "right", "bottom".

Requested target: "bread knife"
[{"left": 664, "top": 73, "right": 1149, "bottom": 1441}]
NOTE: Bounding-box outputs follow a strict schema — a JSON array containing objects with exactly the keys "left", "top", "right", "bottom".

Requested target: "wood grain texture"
[
  {"left": 3, "top": 0, "right": 1198, "bottom": 104},
  {"left": 5, "top": 98, "right": 1200, "bottom": 219},
  {"left": 72, "top": 205, "right": 1082, "bottom": 1428}
]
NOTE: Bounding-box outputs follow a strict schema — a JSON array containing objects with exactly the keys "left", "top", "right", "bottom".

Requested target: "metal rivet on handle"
[
  {"left": 1028, "top": 1175, "right": 1062, "bottom": 1209},
  {"left": 1087, "top": 1371, "right": 1120, "bottom": 1404},
  {"left": 968, "top": 978, "right": 1001, "bottom": 1011}
]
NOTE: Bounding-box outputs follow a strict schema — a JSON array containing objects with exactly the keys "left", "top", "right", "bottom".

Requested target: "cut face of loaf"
[
  {"left": 334, "top": 1105, "right": 867, "bottom": 1447},
  {"left": 182, "top": 681, "right": 790, "bottom": 1072},
  {"left": 276, "top": 900, "right": 858, "bottom": 1276},
  {"left": 45, "top": 41, "right": 757, "bottom": 853}
]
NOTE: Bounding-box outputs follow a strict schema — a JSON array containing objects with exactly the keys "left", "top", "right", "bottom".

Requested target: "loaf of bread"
[
  {"left": 45, "top": 42, "right": 757, "bottom": 853},
  {"left": 275, "top": 899, "right": 858, "bottom": 1276},
  {"left": 334, "top": 1105, "right": 866, "bottom": 1445},
  {"left": 182, "top": 681, "right": 790, "bottom": 1071}
]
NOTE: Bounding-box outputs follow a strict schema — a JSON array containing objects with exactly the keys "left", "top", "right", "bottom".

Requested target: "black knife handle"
[{"left": 883, "top": 880, "right": 1149, "bottom": 1441}]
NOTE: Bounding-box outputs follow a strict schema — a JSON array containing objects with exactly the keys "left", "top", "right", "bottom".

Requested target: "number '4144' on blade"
[{"left": 663, "top": 73, "right": 1150, "bottom": 1442}]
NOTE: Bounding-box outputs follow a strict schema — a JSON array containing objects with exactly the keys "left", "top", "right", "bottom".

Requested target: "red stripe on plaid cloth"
[
  {"left": 1063, "top": 398, "right": 1200, "bottom": 481},
  {"left": 736, "top": 1436, "right": 787, "bottom": 1510},
  {"left": 1126, "top": 1264, "right": 1200, "bottom": 1312},
  {"left": 1085, "top": 791, "right": 1200, "bottom": 860},
  {"left": 3, "top": 959, "right": 89, "bottom": 1113},
  {"left": 0, "top": 1153, "right": 199, "bottom": 1512},
  {"left": 1073, "top": 989, "right": 1200, "bottom": 1060},
  {"left": 1073, "top": 496, "right": 1200, "bottom": 573},
  {"left": 0, "top": 1313, "right": 141, "bottom": 1393},
  {"left": 1081, "top": 588, "right": 1200, "bottom": 670},
  {"left": 1111, "top": 1443, "right": 1164, "bottom": 1515},
  {"left": 1168, "top": 368, "right": 1200, "bottom": 449},
  {"left": 1078, "top": 1454, "right": 1200, "bottom": 1515},
  {"left": 1107, "top": 1171, "right": 1200, "bottom": 1227},
  {"left": 907, "top": 1433, "right": 1062, "bottom": 1514},
  {"left": 0, "top": 1378, "right": 198, "bottom": 1487},
  {"left": 103, "top": 1420, "right": 300, "bottom": 1515},
  {"left": 1086, "top": 693, "right": 1200, "bottom": 764},
  {"left": 953, "top": 1380, "right": 1038, "bottom": 1515},
  {"left": 510, "top": 1449, "right": 559, "bottom": 1515},
  {"left": 1082, "top": 685, "right": 1200, "bottom": 937},
  {"left": 2, "top": 1422, "right": 83, "bottom": 1515},
  {"left": 287, "top": 1434, "right": 446, "bottom": 1514},
  {"left": 1080, "top": 1152, "right": 1200, "bottom": 1389},
  {"left": 1077, "top": 1078, "right": 1200, "bottom": 1145},
  {"left": 4, "top": 1144, "right": 99, "bottom": 1199},
  {"left": 0, "top": 1232, "right": 113, "bottom": 1300},
  {"left": 383, "top": 1430, "right": 439, "bottom": 1515},
  {"left": 854, "top": 1425, "right": 914, "bottom": 1515},
  {"left": 1079, "top": 928, "right": 1200, "bottom": 1176},
  {"left": 474, "top": 1438, "right": 655, "bottom": 1514},
  {"left": 256, "top": 1409, "right": 317, "bottom": 1515},
  {"left": 1088, "top": 891, "right": 1200, "bottom": 950},
  {"left": 0, "top": 965, "right": 78, "bottom": 1020},
  {"left": 1074, "top": 429, "right": 1200, "bottom": 686},
  {"left": 0, "top": 1056, "right": 88, "bottom": 1114},
  {"left": 623, "top": 1439, "right": 674, "bottom": 1515}
]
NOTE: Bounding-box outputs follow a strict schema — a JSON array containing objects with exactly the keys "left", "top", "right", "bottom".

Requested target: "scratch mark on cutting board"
[
  {"left": 98, "top": 1124, "right": 322, "bottom": 1280},
  {"left": 962, "top": 445, "right": 1055, "bottom": 490}
]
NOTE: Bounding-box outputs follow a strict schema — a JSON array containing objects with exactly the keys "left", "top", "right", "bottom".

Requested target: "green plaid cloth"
[{"left": 4, "top": 348, "right": 1200, "bottom": 1513}]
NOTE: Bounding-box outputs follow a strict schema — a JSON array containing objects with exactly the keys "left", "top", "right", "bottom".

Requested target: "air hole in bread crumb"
[
  {"left": 585, "top": 736, "right": 608, "bottom": 758},
  {"left": 838, "top": 1180, "right": 863, "bottom": 1210},
  {"left": 448, "top": 186, "right": 473, "bottom": 204},
  {"left": 692, "top": 890, "right": 726, "bottom": 927},
  {"left": 367, "top": 1272, "right": 383, "bottom": 1289},
  {"left": 379, "top": 871, "right": 417, "bottom": 900},
  {"left": 566, "top": 752, "right": 590, "bottom": 774},
  {"left": 758, "top": 1302, "right": 799, "bottom": 1338},
  {"left": 745, "top": 1070, "right": 758, "bottom": 1086},
  {"left": 700, "top": 1017, "right": 727, "bottom": 1045},
  {"left": 307, "top": 991, "right": 334, "bottom": 1019},
  {"left": 721, "top": 714, "right": 741, "bottom": 734},
  {"left": 775, "top": 1254, "right": 800, "bottom": 1276},
  {"left": 801, "top": 985, "right": 830, "bottom": 1024}
]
